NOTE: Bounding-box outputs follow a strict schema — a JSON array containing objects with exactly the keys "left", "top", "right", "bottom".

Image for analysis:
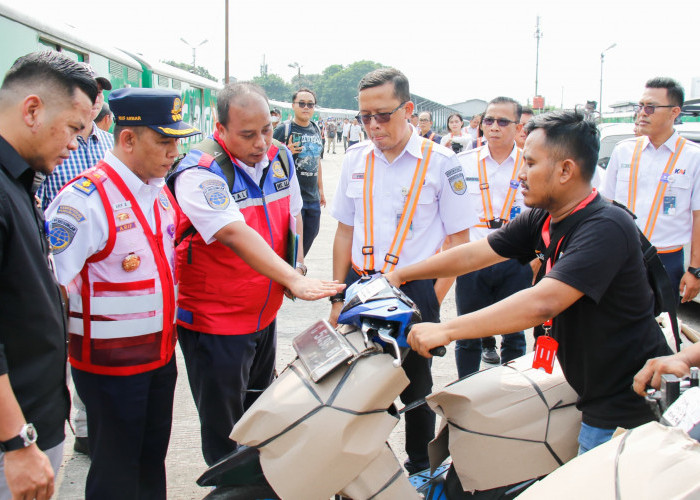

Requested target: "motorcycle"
[{"left": 196, "top": 275, "right": 581, "bottom": 499}]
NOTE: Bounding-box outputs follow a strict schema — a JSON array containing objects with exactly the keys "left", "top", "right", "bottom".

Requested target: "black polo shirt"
[{"left": 0, "top": 134, "right": 69, "bottom": 451}]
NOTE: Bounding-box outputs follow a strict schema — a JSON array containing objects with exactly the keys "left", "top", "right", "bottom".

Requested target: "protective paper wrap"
[
  {"left": 427, "top": 352, "right": 581, "bottom": 492},
  {"left": 230, "top": 328, "right": 410, "bottom": 500},
  {"left": 340, "top": 443, "right": 420, "bottom": 500},
  {"left": 518, "top": 421, "right": 700, "bottom": 499}
]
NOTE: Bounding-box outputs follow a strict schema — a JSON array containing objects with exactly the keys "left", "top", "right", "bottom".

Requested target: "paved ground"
[{"left": 54, "top": 139, "right": 526, "bottom": 499}]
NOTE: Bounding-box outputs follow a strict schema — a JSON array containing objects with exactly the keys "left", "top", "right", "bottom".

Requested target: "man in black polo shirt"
[
  {"left": 0, "top": 52, "right": 96, "bottom": 499},
  {"left": 387, "top": 110, "right": 671, "bottom": 454}
]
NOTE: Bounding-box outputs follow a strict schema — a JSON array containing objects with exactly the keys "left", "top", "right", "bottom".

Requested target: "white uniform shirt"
[
  {"left": 174, "top": 154, "right": 302, "bottom": 245},
  {"left": 342, "top": 123, "right": 351, "bottom": 138},
  {"left": 46, "top": 151, "right": 164, "bottom": 286},
  {"left": 331, "top": 130, "right": 478, "bottom": 270},
  {"left": 600, "top": 131, "right": 700, "bottom": 249},
  {"left": 458, "top": 144, "right": 528, "bottom": 242},
  {"left": 348, "top": 124, "right": 363, "bottom": 142}
]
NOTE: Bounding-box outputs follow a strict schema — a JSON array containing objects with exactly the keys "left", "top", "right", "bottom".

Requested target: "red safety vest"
[
  {"left": 67, "top": 162, "right": 178, "bottom": 376},
  {"left": 174, "top": 140, "right": 291, "bottom": 335}
]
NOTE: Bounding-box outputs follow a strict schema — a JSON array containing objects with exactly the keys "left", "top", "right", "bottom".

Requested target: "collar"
[
  {"left": 103, "top": 150, "right": 165, "bottom": 195},
  {"left": 0, "top": 133, "right": 33, "bottom": 182},
  {"left": 234, "top": 155, "right": 270, "bottom": 171},
  {"left": 365, "top": 126, "right": 425, "bottom": 163},
  {"left": 643, "top": 130, "right": 680, "bottom": 153},
  {"left": 482, "top": 142, "right": 519, "bottom": 164}
]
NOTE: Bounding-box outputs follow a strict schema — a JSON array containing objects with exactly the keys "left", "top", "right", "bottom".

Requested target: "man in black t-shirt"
[
  {"left": 386, "top": 110, "right": 671, "bottom": 454},
  {"left": 273, "top": 88, "right": 325, "bottom": 256}
]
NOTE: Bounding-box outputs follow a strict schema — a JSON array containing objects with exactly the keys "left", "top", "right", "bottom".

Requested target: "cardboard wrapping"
[
  {"left": 340, "top": 443, "right": 420, "bottom": 500},
  {"left": 427, "top": 352, "right": 581, "bottom": 493},
  {"left": 230, "top": 328, "right": 410, "bottom": 500},
  {"left": 518, "top": 422, "right": 700, "bottom": 499}
]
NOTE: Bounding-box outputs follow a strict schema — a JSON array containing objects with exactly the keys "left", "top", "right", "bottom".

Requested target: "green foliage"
[
  {"left": 161, "top": 60, "right": 218, "bottom": 82},
  {"left": 251, "top": 74, "right": 292, "bottom": 101}
]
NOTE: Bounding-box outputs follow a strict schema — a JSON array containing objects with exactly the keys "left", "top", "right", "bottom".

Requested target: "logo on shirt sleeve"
[
  {"left": 57, "top": 205, "right": 86, "bottom": 223},
  {"left": 199, "top": 179, "right": 230, "bottom": 210},
  {"left": 448, "top": 172, "right": 466, "bottom": 195},
  {"left": 49, "top": 218, "right": 77, "bottom": 254}
]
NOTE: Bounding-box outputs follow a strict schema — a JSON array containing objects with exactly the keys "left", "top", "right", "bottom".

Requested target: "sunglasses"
[
  {"left": 633, "top": 103, "right": 676, "bottom": 115},
  {"left": 295, "top": 101, "right": 316, "bottom": 109},
  {"left": 356, "top": 102, "right": 407, "bottom": 125},
  {"left": 482, "top": 117, "right": 518, "bottom": 127}
]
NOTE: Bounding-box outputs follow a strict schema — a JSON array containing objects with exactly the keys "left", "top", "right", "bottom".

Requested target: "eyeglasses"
[
  {"left": 482, "top": 117, "right": 518, "bottom": 127},
  {"left": 633, "top": 103, "right": 677, "bottom": 115},
  {"left": 356, "top": 102, "right": 407, "bottom": 125},
  {"left": 294, "top": 101, "right": 316, "bottom": 109}
]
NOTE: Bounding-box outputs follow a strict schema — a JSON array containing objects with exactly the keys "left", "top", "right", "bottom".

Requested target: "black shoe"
[
  {"left": 73, "top": 436, "right": 90, "bottom": 456},
  {"left": 404, "top": 458, "right": 430, "bottom": 475},
  {"left": 481, "top": 347, "right": 500, "bottom": 364}
]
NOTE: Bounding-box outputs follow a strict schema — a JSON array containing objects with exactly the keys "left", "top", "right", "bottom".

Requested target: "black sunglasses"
[
  {"left": 482, "top": 117, "right": 518, "bottom": 127},
  {"left": 356, "top": 102, "right": 407, "bottom": 125},
  {"left": 633, "top": 103, "right": 676, "bottom": 115},
  {"left": 295, "top": 101, "right": 316, "bottom": 109}
]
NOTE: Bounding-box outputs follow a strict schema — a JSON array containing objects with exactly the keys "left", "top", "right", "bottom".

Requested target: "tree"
[
  {"left": 161, "top": 60, "right": 218, "bottom": 82},
  {"left": 251, "top": 74, "right": 292, "bottom": 102},
  {"left": 321, "top": 61, "right": 384, "bottom": 109}
]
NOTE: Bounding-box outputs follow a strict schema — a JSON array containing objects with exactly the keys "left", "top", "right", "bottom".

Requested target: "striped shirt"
[{"left": 38, "top": 124, "right": 113, "bottom": 211}]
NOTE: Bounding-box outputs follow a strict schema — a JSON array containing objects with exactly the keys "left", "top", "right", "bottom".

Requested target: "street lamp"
[
  {"left": 599, "top": 43, "right": 617, "bottom": 117},
  {"left": 288, "top": 62, "right": 302, "bottom": 78},
  {"left": 180, "top": 37, "right": 209, "bottom": 69}
]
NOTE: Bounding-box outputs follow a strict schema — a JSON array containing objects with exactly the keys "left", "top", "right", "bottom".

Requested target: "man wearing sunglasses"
[
  {"left": 273, "top": 88, "right": 324, "bottom": 256},
  {"left": 329, "top": 67, "right": 478, "bottom": 474},
  {"left": 417, "top": 111, "right": 442, "bottom": 144},
  {"left": 601, "top": 77, "right": 700, "bottom": 303},
  {"left": 452, "top": 97, "right": 530, "bottom": 376}
]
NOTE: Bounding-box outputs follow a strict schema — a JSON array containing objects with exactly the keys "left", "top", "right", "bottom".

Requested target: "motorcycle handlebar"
[{"left": 405, "top": 324, "right": 446, "bottom": 357}]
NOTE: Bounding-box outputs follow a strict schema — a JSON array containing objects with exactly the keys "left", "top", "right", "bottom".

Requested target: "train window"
[
  {"left": 37, "top": 39, "right": 84, "bottom": 62},
  {"left": 127, "top": 67, "right": 139, "bottom": 83},
  {"left": 157, "top": 75, "right": 170, "bottom": 88},
  {"left": 109, "top": 61, "right": 124, "bottom": 79},
  {"left": 172, "top": 80, "right": 182, "bottom": 90}
]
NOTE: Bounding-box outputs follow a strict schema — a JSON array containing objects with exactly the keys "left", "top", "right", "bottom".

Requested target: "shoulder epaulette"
[{"left": 72, "top": 177, "right": 97, "bottom": 196}]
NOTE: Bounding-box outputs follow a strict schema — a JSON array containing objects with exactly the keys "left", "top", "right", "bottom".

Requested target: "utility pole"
[
  {"left": 534, "top": 15, "right": 543, "bottom": 97},
  {"left": 599, "top": 43, "right": 617, "bottom": 116},
  {"left": 260, "top": 54, "right": 268, "bottom": 77},
  {"left": 225, "top": 0, "right": 229, "bottom": 84}
]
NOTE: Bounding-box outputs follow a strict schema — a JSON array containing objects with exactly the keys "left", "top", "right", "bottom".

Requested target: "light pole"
[
  {"left": 533, "top": 16, "right": 543, "bottom": 98},
  {"left": 599, "top": 43, "right": 617, "bottom": 116},
  {"left": 225, "top": 0, "right": 229, "bottom": 84},
  {"left": 180, "top": 37, "right": 209, "bottom": 69},
  {"left": 288, "top": 62, "right": 302, "bottom": 79}
]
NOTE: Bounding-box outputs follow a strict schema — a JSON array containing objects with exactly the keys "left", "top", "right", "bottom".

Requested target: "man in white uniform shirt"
[
  {"left": 454, "top": 97, "right": 531, "bottom": 375},
  {"left": 601, "top": 77, "right": 700, "bottom": 302},
  {"left": 329, "top": 68, "right": 478, "bottom": 474}
]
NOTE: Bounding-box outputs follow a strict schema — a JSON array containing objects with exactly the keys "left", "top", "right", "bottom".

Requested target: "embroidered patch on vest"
[
  {"left": 57, "top": 205, "right": 86, "bottom": 223},
  {"left": 232, "top": 189, "right": 248, "bottom": 202},
  {"left": 49, "top": 218, "right": 77, "bottom": 254},
  {"left": 116, "top": 222, "right": 136, "bottom": 232},
  {"left": 158, "top": 192, "right": 171, "bottom": 210},
  {"left": 274, "top": 179, "right": 289, "bottom": 191},
  {"left": 200, "top": 179, "right": 230, "bottom": 210},
  {"left": 271, "top": 160, "right": 285, "bottom": 178}
]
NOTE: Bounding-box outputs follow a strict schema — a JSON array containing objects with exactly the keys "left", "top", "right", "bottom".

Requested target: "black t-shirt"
[
  {"left": 273, "top": 121, "right": 322, "bottom": 203},
  {"left": 487, "top": 195, "right": 671, "bottom": 429},
  {"left": 0, "top": 135, "right": 69, "bottom": 450}
]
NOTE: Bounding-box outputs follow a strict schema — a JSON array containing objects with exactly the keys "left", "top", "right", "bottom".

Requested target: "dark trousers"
[
  {"left": 72, "top": 356, "right": 177, "bottom": 500},
  {"left": 301, "top": 200, "right": 321, "bottom": 257},
  {"left": 178, "top": 322, "right": 276, "bottom": 466},
  {"left": 346, "top": 269, "right": 437, "bottom": 467},
  {"left": 659, "top": 248, "right": 684, "bottom": 303},
  {"left": 336, "top": 131, "right": 342, "bottom": 142},
  {"left": 455, "top": 259, "right": 531, "bottom": 378}
]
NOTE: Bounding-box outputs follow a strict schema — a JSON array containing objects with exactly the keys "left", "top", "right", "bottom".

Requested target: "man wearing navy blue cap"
[{"left": 47, "top": 87, "right": 199, "bottom": 500}]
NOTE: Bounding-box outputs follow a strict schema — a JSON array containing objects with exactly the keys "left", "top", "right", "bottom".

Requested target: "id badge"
[
  {"left": 397, "top": 213, "right": 413, "bottom": 239},
  {"left": 509, "top": 205, "right": 521, "bottom": 220},
  {"left": 663, "top": 196, "right": 676, "bottom": 216},
  {"left": 532, "top": 335, "right": 558, "bottom": 374}
]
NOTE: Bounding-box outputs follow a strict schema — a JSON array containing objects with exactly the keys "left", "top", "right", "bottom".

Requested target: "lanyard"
[
  {"left": 361, "top": 139, "right": 434, "bottom": 273},
  {"left": 476, "top": 148, "right": 522, "bottom": 229},
  {"left": 628, "top": 136, "right": 686, "bottom": 240}
]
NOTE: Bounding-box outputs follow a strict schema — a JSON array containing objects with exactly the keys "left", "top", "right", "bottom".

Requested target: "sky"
[{"left": 10, "top": 0, "right": 700, "bottom": 112}]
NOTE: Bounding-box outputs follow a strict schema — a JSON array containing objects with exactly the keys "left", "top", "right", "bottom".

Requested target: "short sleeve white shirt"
[
  {"left": 600, "top": 131, "right": 700, "bottom": 248},
  {"left": 331, "top": 129, "right": 479, "bottom": 270},
  {"left": 45, "top": 151, "right": 164, "bottom": 286},
  {"left": 458, "top": 144, "right": 528, "bottom": 241}
]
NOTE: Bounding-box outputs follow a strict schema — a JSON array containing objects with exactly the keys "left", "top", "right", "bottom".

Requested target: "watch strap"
[
  {"left": 689, "top": 266, "right": 700, "bottom": 279},
  {"left": 0, "top": 435, "right": 27, "bottom": 452}
]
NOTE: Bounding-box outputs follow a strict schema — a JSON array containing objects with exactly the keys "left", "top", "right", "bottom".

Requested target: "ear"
[
  {"left": 215, "top": 121, "right": 226, "bottom": 138},
  {"left": 404, "top": 101, "right": 415, "bottom": 119},
  {"left": 22, "top": 95, "right": 42, "bottom": 130},
  {"left": 671, "top": 105, "right": 681, "bottom": 123},
  {"left": 515, "top": 122, "right": 524, "bottom": 134},
  {"left": 559, "top": 158, "right": 577, "bottom": 184},
  {"left": 118, "top": 128, "right": 137, "bottom": 153}
]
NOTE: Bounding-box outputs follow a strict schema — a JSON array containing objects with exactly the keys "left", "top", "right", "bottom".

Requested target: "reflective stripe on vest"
[
  {"left": 361, "top": 139, "right": 434, "bottom": 273},
  {"left": 628, "top": 136, "right": 687, "bottom": 240},
  {"left": 474, "top": 148, "right": 523, "bottom": 228}
]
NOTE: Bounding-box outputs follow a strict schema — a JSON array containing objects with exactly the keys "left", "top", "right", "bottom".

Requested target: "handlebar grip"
[{"left": 429, "top": 346, "right": 447, "bottom": 357}]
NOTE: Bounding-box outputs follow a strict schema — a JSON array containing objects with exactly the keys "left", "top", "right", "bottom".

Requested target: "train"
[{"left": 0, "top": 2, "right": 357, "bottom": 151}]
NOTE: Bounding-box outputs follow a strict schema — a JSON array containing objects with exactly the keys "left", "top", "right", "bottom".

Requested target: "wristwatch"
[
  {"left": 295, "top": 262, "right": 307, "bottom": 276},
  {"left": 0, "top": 423, "right": 37, "bottom": 452},
  {"left": 688, "top": 266, "right": 700, "bottom": 279}
]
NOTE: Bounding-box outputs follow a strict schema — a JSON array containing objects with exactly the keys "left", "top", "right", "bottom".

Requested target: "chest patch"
[{"left": 232, "top": 189, "right": 249, "bottom": 202}]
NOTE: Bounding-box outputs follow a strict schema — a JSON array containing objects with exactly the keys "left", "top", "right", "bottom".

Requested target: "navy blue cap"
[{"left": 108, "top": 88, "right": 200, "bottom": 138}]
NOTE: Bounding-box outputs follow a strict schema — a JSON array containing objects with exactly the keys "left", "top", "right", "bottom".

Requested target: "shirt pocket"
[
  {"left": 614, "top": 167, "right": 631, "bottom": 200},
  {"left": 410, "top": 188, "right": 438, "bottom": 229}
]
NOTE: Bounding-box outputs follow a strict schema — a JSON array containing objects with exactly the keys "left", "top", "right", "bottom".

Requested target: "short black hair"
[
  {"left": 358, "top": 68, "right": 410, "bottom": 103},
  {"left": 419, "top": 111, "right": 433, "bottom": 121},
  {"left": 96, "top": 103, "right": 111, "bottom": 122},
  {"left": 447, "top": 113, "right": 463, "bottom": 125},
  {"left": 487, "top": 96, "right": 522, "bottom": 121},
  {"left": 521, "top": 107, "right": 534, "bottom": 116},
  {"left": 645, "top": 77, "right": 684, "bottom": 107},
  {"left": 1, "top": 51, "right": 98, "bottom": 104},
  {"left": 217, "top": 82, "right": 268, "bottom": 127},
  {"left": 292, "top": 88, "right": 316, "bottom": 103},
  {"left": 525, "top": 110, "right": 600, "bottom": 181}
]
